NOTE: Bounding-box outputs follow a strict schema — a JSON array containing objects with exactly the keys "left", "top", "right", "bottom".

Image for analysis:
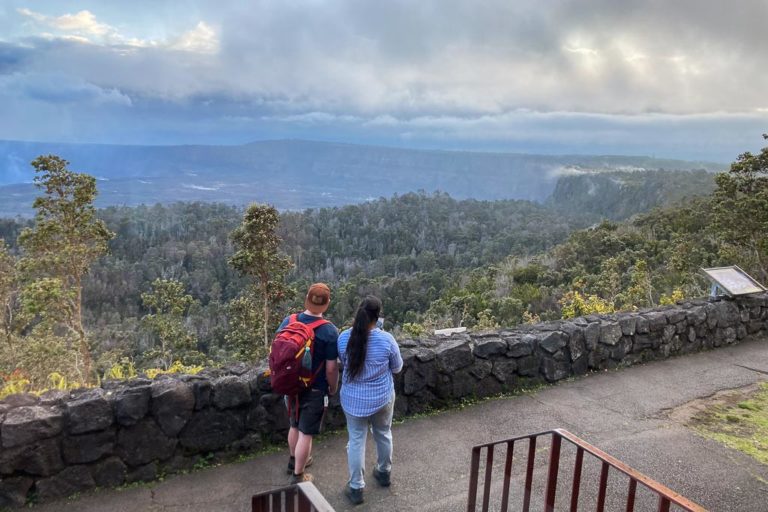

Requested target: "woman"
[{"left": 337, "top": 296, "right": 403, "bottom": 505}]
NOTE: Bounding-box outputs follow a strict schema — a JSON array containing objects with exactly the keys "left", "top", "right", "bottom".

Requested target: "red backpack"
[{"left": 268, "top": 314, "right": 329, "bottom": 396}]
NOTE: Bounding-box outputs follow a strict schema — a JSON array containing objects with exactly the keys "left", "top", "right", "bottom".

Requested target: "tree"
[
  {"left": 224, "top": 289, "right": 266, "bottom": 362},
  {"left": 141, "top": 278, "right": 202, "bottom": 369},
  {"left": 713, "top": 134, "right": 768, "bottom": 282},
  {"left": 229, "top": 204, "right": 292, "bottom": 347},
  {"left": 17, "top": 156, "right": 114, "bottom": 381},
  {"left": 0, "top": 241, "right": 19, "bottom": 351},
  {"left": 559, "top": 290, "right": 615, "bottom": 319}
]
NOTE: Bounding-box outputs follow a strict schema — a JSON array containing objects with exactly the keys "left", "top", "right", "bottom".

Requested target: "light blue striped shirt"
[{"left": 338, "top": 328, "right": 403, "bottom": 417}]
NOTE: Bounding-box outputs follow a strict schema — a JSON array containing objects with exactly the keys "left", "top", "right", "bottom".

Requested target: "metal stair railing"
[
  {"left": 252, "top": 481, "right": 335, "bottom": 512},
  {"left": 466, "top": 428, "right": 707, "bottom": 512}
]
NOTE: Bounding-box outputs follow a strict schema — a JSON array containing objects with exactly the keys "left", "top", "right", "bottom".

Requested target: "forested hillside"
[
  {"left": 549, "top": 169, "right": 716, "bottom": 220},
  {"left": 0, "top": 140, "right": 765, "bottom": 396}
]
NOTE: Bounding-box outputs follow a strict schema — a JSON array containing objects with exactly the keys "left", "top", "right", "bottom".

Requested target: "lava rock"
[
  {"left": 116, "top": 418, "right": 177, "bottom": 466},
  {"left": 403, "top": 367, "right": 425, "bottom": 395},
  {"left": 150, "top": 380, "right": 194, "bottom": 436},
  {"left": 0, "top": 476, "right": 33, "bottom": 508},
  {"left": 36, "top": 465, "right": 95, "bottom": 502},
  {"left": 618, "top": 315, "right": 637, "bottom": 336},
  {"left": 506, "top": 337, "right": 533, "bottom": 358},
  {"left": 62, "top": 429, "right": 116, "bottom": 464},
  {"left": 245, "top": 403, "right": 268, "bottom": 431},
  {"left": 66, "top": 389, "right": 113, "bottom": 434},
  {"left": 662, "top": 325, "right": 677, "bottom": 344},
  {"left": 491, "top": 360, "right": 518, "bottom": 382},
  {"left": 126, "top": 462, "right": 157, "bottom": 484},
  {"left": 435, "top": 338, "right": 473, "bottom": 373},
  {"left": 468, "top": 360, "right": 493, "bottom": 380},
  {"left": 0, "top": 437, "right": 64, "bottom": 476},
  {"left": 539, "top": 331, "right": 568, "bottom": 354},
  {"left": 212, "top": 376, "right": 251, "bottom": 409},
  {"left": 473, "top": 337, "right": 507, "bottom": 358},
  {"left": 569, "top": 335, "right": 586, "bottom": 362},
  {"left": 178, "top": 409, "right": 245, "bottom": 452},
  {"left": 1, "top": 405, "right": 64, "bottom": 448},
  {"left": 91, "top": 456, "right": 127, "bottom": 488},
  {"left": 686, "top": 306, "right": 708, "bottom": 325},
  {"left": 644, "top": 312, "right": 668, "bottom": 332},
  {"left": 599, "top": 322, "right": 622, "bottom": 346},
  {"left": 584, "top": 323, "right": 600, "bottom": 349},
  {"left": 114, "top": 384, "right": 151, "bottom": 426},
  {"left": 2, "top": 393, "right": 40, "bottom": 408},
  {"left": 541, "top": 358, "right": 570, "bottom": 382}
]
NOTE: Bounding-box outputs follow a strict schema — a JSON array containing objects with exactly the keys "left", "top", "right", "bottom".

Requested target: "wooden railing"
[
  {"left": 467, "top": 429, "right": 707, "bottom": 512},
  {"left": 252, "top": 482, "right": 335, "bottom": 512}
]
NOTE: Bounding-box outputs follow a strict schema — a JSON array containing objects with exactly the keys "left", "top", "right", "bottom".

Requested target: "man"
[{"left": 277, "top": 282, "right": 339, "bottom": 483}]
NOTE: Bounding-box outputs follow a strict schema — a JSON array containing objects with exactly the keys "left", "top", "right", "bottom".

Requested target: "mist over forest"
[{"left": 0, "top": 139, "right": 722, "bottom": 217}]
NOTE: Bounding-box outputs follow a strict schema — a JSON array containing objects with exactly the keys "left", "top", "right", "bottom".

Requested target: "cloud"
[
  {"left": 564, "top": 46, "right": 599, "bottom": 56},
  {"left": 0, "top": 0, "right": 767, "bottom": 160},
  {"left": 8, "top": 1, "right": 767, "bottom": 117},
  {"left": 34, "top": 9, "right": 112, "bottom": 36},
  {"left": 16, "top": 7, "right": 218, "bottom": 53},
  {"left": 0, "top": 72, "right": 132, "bottom": 106},
  {"left": 263, "top": 112, "right": 363, "bottom": 124},
  {"left": 169, "top": 22, "right": 218, "bottom": 54}
]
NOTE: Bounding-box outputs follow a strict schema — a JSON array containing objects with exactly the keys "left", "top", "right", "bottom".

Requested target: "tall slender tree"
[
  {"left": 0, "top": 241, "right": 18, "bottom": 351},
  {"left": 229, "top": 204, "right": 292, "bottom": 348},
  {"left": 713, "top": 134, "right": 768, "bottom": 282},
  {"left": 18, "top": 155, "right": 114, "bottom": 381}
]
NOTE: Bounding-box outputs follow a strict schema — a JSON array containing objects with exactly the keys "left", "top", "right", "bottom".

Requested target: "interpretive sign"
[{"left": 702, "top": 266, "right": 766, "bottom": 298}]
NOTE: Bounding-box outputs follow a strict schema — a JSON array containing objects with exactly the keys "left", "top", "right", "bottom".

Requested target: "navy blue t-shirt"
[{"left": 277, "top": 313, "right": 339, "bottom": 393}]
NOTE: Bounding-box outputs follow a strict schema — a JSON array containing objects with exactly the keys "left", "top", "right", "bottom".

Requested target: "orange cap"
[{"left": 304, "top": 283, "right": 331, "bottom": 315}]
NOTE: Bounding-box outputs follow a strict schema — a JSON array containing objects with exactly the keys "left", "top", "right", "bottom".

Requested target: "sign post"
[{"left": 701, "top": 266, "right": 767, "bottom": 301}]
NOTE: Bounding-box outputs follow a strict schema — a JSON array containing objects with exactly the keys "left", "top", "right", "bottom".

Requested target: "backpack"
[{"left": 268, "top": 314, "right": 329, "bottom": 396}]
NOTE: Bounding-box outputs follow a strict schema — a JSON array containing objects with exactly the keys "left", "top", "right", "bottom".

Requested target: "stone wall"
[{"left": 1, "top": 294, "right": 767, "bottom": 507}]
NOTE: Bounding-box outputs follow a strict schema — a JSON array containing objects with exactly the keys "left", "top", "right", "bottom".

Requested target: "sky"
[{"left": 1, "top": 0, "right": 767, "bottom": 162}]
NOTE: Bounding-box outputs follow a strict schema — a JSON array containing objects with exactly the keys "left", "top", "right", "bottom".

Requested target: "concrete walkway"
[{"left": 36, "top": 337, "right": 768, "bottom": 511}]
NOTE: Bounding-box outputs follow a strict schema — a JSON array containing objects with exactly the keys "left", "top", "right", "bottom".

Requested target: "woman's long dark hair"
[{"left": 345, "top": 296, "right": 381, "bottom": 381}]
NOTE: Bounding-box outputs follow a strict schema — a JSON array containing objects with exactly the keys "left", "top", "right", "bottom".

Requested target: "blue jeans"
[{"left": 344, "top": 396, "right": 395, "bottom": 490}]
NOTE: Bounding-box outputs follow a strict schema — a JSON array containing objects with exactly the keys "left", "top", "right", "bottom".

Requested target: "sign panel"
[{"left": 701, "top": 266, "right": 766, "bottom": 297}]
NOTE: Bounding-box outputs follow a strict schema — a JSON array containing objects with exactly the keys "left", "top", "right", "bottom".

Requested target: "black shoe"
[
  {"left": 373, "top": 467, "right": 391, "bottom": 487},
  {"left": 344, "top": 485, "right": 364, "bottom": 505},
  {"left": 286, "top": 455, "right": 313, "bottom": 474}
]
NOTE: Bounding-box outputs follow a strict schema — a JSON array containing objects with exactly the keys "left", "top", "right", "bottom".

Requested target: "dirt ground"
[{"left": 670, "top": 381, "right": 768, "bottom": 466}]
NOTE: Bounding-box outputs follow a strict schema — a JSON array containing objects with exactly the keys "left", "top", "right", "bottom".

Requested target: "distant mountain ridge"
[{"left": 0, "top": 139, "right": 724, "bottom": 216}]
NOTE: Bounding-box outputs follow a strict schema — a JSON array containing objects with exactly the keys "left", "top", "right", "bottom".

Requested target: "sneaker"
[
  {"left": 290, "top": 472, "right": 314, "bottom": 484},
  {"left": 286, "top": 455, "right": 313, "bottom": 474},
  {"left": 344, "top": 484, "right": 364, "bottom": 505},
  {"left": 373, "top": 467, "right": 391, "bottom": 487}
]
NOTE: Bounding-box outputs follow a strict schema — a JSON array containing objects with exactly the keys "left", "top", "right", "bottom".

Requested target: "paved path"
[{"left": 37, "top": 337, "right": 768, "bottom": 511}]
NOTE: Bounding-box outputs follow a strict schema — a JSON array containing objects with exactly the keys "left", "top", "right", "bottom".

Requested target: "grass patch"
[{"left": 693, "top": 382, "right": 768, "bottom": 465}]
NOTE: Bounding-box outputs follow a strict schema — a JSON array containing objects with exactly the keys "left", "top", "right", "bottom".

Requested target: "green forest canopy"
[{"left": 0, "top": 143, "right": 765, "bottom": 394}]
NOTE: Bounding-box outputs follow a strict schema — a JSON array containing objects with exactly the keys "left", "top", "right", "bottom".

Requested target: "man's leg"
[
  {"left": 294, "top": 432, "right": 313, "bottom": 474},
  {"left": 293, "top": 390, "right": 324, "bottom": 477},
  {"left": 288, "top": 426, "right": 299, "bottom": 457}
]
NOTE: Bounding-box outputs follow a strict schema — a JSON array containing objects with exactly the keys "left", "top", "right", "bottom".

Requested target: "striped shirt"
[{"left": 337, "top": 328, "right": 403, "bottom": 417}]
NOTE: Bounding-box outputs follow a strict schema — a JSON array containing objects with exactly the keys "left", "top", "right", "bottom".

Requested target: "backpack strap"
[
  {"left": 305, "top": 318, "right": 329, "bottom": 331},
  {"left": 307, "top": 360, "right": 326, "bottom": 389},
  {"left": 301, "top": 317, "right": 330, "bottom": 389},
  {"left": 289, "top": 313, "right": 299, "bottom": 323}
]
